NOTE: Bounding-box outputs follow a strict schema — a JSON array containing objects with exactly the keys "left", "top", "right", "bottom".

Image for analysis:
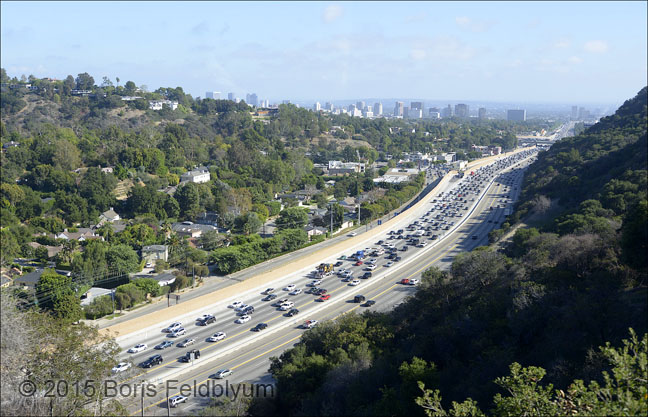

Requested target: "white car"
[
  {"left": 284, "top": 284, "right": 296, "bottom": 291},
  {"left": 214, "top": 369, "right": 233, "bottom": 379},
  {"left": 365, "top": 264, "right": 376, "bottom": 271},
  {"left": 309, "top": 280, "right": 322, "bottom": 287},
  {"left": 385, "top": 261, "right": 394, "bottom": 267},
  {"left": 196, "top": 314, "right": 212, "bottom": 322},
  {"left": 112, "top": 362, "right": 131, "bottom": 373},
  {"left": 303, "top": 320, "right": 318, "bottom": 329},
  {"left": 162, "top": 322, "right": 182, "bottom": 333},
  {"left": 409, "top": 279, "right": 420, "bottom": 286},
  {"left": 349, "top": 232, "right": 357, "bottom": 236},
  {"left": 228, "top": 301, "right": 243, "bottom": 309},
  {"left": 178, "top": 338, "right": 195, "bottom": 347},
  {"left": 289, "top": 288, "right": 302, "bottom": 295},
  {"left": 208, "top": 332, "right": 226, "bottom": 342},
  {"left": 168, "top": 328, "right": 186, "bottom": 338},
  {"left": 279, "top": 302, "right": 294, "bottom": 311},
  {"left": 169, "top": 395, "right": 188, "bottom": 408},
  {"left": 263, "top": 288, "right": 275, "bottom": 294},
  {"left": 127, "top": 343, "right": 147, "bottom": 353},
  {"left": 235, "top": 315, "right": 251, "bottom": 324},
  {"left": 349, "top": 279, "right": 361, "bottom": 286}
]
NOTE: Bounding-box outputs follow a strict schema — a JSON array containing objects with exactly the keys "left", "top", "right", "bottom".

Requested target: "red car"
[
  {"left": 355, "top": 261, "right": 363, "bottom": 266},
  {"left": 319, "top": 294, "right": 331, "bottom": 301},
  {"left": 400, "top": 278, "right": 410, "bottom": 285}
]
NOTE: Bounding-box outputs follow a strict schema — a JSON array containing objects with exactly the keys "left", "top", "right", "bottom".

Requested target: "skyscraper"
[
  {"left": 228, "top": 92, "right": 236, "bottom": 101},
  {"left": 356, "top": 101, "right": 366, "bottom": 111},
  {"left": 410, "top": 101, "right": 423, "bottom": 110},
  {"left": 454, "top": 103, "right": 469, "bottom": 118},
  {"left": 478, "top": 107, "right": 486, "bottom": 120},
  {"left": 394, "top": 101, "right": 404, "bottom": 117},
  {"left": 374, "top": 102, "right": 383, "bottom": 116},
  {"left": 441, "top": 105, "right": 453, "bottom": 118},
  {"left": 246, "top": 93, "right": 258, "bottom": 107},
  {"left": 571, "top": 106, "right": 579, "bottom": 120},
  {"left": 205, "top": 91, "right": 220, "bottom": 99},
  {"left": 313, "top": 102, "right": 321, "bottom": 111},
  {"left": 507, "top": 109, "right": 526, "bottom": 121}
]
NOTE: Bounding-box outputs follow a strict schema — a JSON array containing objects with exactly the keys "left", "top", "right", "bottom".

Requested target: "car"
[
  {"left": 308, "top": 279, "right": 322, "bottom": 287},
  {"left": 283, "top": 284, "right": 296, "bottom": 291},
  {"left": 252, "top": 323, "right": 268, "bottom": 332},
  {"left": 319, "top": 294, "right": 331, "bottom": 301},
  {"left": 162, "top": 322, "right": 182, "bottom": 333},
  {"left": 472, "top": 235, "right": 478, "bottom": 240},
  {"left": 169, "top": 395, "right": 188, "bottom": 408},
  {"left": 168, "top": 328, "right": 186, "bottom": 338},
  {"left": 385, "top": 261, "right": 394, "bottom": 267},
  {"left": 128, "top": 343, "right": 147, "bottom": 353},
  {"left": 207, "top": 332, "right": 226, "bottom": 342},
  {"left": 289, "top": 288, "right": 302, "bottom": 295},
  {"left": 363, "top": 300, "right": 376, "bottom": 307},
  {"left": 349, "top": 232, "right": 357, "bottom": 237},
  {"left": 178, "top": 349, "right": 200, "bottom": 362},
  {"left": 395, "top": 256, "right": 402, "bottom": 262},
  {"left": 228, "top": 301, "right": 243, "bottom": 309},
  {"left": 263, "top": 288, "right": 275, "bottom": 295},
  {"left": 273, "top": 298, "right": 289, "bottom": 307},
  {"left": 262, "top": 294, "right": 278, "bottom": 301},
  {"left": 313, "top": 288, "right": 327, "bottom": 295},
  {"left": 196, "top": 314, "right": 212, "bottom": 322},
  {"left": 198, "top": 316, "right": 216, "bottom": 326},
  {"left": 365, "top": 264, "right": 376, "bottom": 270},
  {"left": 141, "top": 354, "right": 163, "bottom": 368},
  {"left": 238, "top": 306, "right": 255, "bottom": 315},
  {"left": 362, "top": 272, "right": 372, "bottom": 279},
  {"left": 280, "top": 302, "right": 294, "bottom": 310},
  {"left": 112, "top": 362, "right": 131, "bottom": 373},
  {"left": 145, "top": 262, "right": 153, "bottom": 268},
  {"left": 400, "top": 278, "right": 410, "bottom": 285},
  {"left": 409, "top": 279, "right": 420, "bottom": 286},
  {"left": 235, "top": 315, "right": 251, "bottom": 324},
  {"left": 234, "top": 303, "right": 249, "bottom": 312},
  {"left": 353, "top": 295, "right": 366, "bottom": 303},
  {"left": 302, "top": 320, "right": 318, "bottom": 329},
  {"left": 213, "top": 369, "right": 233, "bottom": 379},
  {"left": 286, "top": 308, "right": 299, "bottom": 317},
  {"left": 349, "top": 279, "right": 361, "bottom": 286},
  {"left": 334, "top": 261, "right": 343, "bottom": 267},
  {"left": 178, "top": 338, "right": 195, "bottom": 347},
  {"left": 355, "top": 261, "right": 363, "bottom": 266},
  {"left": 155, "top": 340, "right": 174, "bottom": 350}
]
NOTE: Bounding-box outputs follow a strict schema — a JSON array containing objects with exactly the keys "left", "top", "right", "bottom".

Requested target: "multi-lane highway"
[{"left": 108, "top": 149, "right": 537, "bottom": 415}]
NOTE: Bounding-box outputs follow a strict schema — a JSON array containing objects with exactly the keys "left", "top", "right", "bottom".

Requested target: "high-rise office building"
[
  {"left": 206, "top": 91, "right": 220, "bottom": 99},
  {"left": 507, "top": 109, "right": 526, "bottom": 122},
  {"left": 245, "top": 93, "right": 258, "bottom": 107},
  {"left": 325, "top": 102, "right": 334, "bottom": 111},
  {"left": 454, "top": 103, "right": 469, "bottom": 118},
  {"left": 571, "top": 106, "right": 579, "bottom": 120},
  {"left": 578, "top": 107, "right": 586, "bottom": 120},
  {"left": 374, "top": 102, "right": 383, "bottom": 116},
  {"left": 228, "top": 92, "right": 236, "bottom": 101},
  {"left": 357, "top": 101, "right": 366, "bottom": 111},
  {"left": 441, "top": 105, "right": 453, "bottom": 118},
  {"left": 411, "top": 101, "right": 423, "bottom": 110},
  {"left": 394, "top": 101, "right": 404, "bottom": 117},
  {"left": 478, "top": 107, "right": 487, "bottom": 120},
  {"left": 313, "top": 102, "right": 321, "bottom": 111},
  {"left": 407, "top": 108, "right": 423, "bottom": 119}
]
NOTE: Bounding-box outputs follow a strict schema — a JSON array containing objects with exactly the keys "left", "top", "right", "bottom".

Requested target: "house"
[
  {"left": 195, "top": 212, "right": 219, "bottom": 227},
  {"left": 305, "top": 225, "right": 327, "bottom": 238},
  {"left": 338, "top": 197, "right": 358, "bottom": 212},
  {"left": 180, "top": 167, "right": 210, "bottom": 184},
  {"left": 80, "top": 287, "right": 113, "bottom": 306},
  {"left": 99, "top": 207, "right": 120, "bottom": 223},
  {"left": 149, "top": 272, "right": 176, "bottom": 287},
  {"left": 27, "top": 242, "right": 63, "bottom": 259},
  {"left": 149, "top": 99, "right": 178, "bottom": 110},
  {"left": 276, "top": 193, "right": 307, "bottom": 206},
  {"left": 171, "top": 221, "right": 217, "bottom": 238},
  {"left": 2, "top": 141, "right": 19, "bottom": 149},
  {"left": 55, "top": 228, "right": 100, "bottom": 241},
  {"left": 141, "top": 245, "right": 169, "bottom": 263},
  {"left": 13, "top": 268, "right": 68, "bottom": 288}
]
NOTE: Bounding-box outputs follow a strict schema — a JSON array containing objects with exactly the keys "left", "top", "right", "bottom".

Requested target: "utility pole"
[{"left": 330, "top": 203, "right": 333, "bottom": 235}]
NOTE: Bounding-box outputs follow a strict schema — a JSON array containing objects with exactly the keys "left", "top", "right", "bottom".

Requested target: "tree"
[
  {"left": 235, "top": 212, "right": 262, "bottom": 235},
  {"left": 175, "top": 182, "right": 202, "bottom": 219},
  {"left": 105, "top": 244, "right": 140, "bottom": 274},
  {"left": 75, "top": 72, "right": 94, "bottom": 90},
  {"left": 275, "top": 207, "right": 309, "bottom": 230},
  {"left": 35, "top": 269, "right": 82, "bottom": 322}
]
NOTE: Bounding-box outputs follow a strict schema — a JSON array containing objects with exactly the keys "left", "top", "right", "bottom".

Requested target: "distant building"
[
  {"left": 141, "top": 245, "right": 169, "bottom": 263},
  {"left": 205, "top": 91, "right": 220, "bottom": 99},
  {"left": 356, "top": 101, "right": 366, "bottom": 111},
  {"left": 171, "top": 221, "right": 217, "bottom": 238},
  {"left": 98, "top": 207, "right": 120, "bottom": 224},
  {"left": 441, "top": 104, "right": 453, "bottom": 118},
  {"left": 394, "top": 101, "right": 404, "bottom": 117},
  {"left": 373, "top": 102, "right": 383, "bottom": 116},
  {"left": 410, "top": 101, "right": 423, "bottom": 111},
  {"left": 328, "top": 161, "right": 366, "bottom": 175},
  {"left": 149, "top": 100, "right": 178, "bottom": 110},
  {"left": 407, "top": 107, "right": 423, "bottom": 119},
  {"left": 571, "top": 105, "right": 579, "bottom": 120},
  {"left": 313, "top": 102, "right": 321, "bottom": 111},
  {"left": 478, "top": 107, "right": 487, "bottom": 119},
  {"left": 228, "top": 92, "right": 236, "bottom": 101},
  {"left": 507, "top": 109, "right": 527, "bottom": 122},
  {"left": 246, "top": 93, "right": 258, "bottom": 107},
  {"left": 454, "top": 103, "right": 469, "bottom": 118},
  {"left": 180, "top": 167, "right": 210, "bottom": 184}
]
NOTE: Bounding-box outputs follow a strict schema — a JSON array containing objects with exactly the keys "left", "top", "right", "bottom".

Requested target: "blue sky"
[{"left": 1, "top": 1, "right": 646, "bottom": 105}]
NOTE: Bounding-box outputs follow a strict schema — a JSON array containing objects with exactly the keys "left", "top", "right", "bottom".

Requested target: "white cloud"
[
  {"left": 455, "top": 16, "right": 496, "bottom": 32},
  {"left": 584, "top": 40, "right": 608, "bottom": 53},
  {"left": 409, "top": 49, "right": 426, "bottom": 61},
  {"left": 322, "top": 5, "right": 343, "bottom": 23}
]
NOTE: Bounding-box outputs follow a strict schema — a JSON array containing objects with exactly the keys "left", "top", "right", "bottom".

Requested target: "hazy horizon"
[{"left": 2, "top": 1, "right": 646, "bottom": 106}]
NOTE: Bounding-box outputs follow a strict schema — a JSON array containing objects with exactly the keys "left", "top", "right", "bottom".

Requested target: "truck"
[{"left": 317, "top": 263, "right": 334, "bottom": 273}]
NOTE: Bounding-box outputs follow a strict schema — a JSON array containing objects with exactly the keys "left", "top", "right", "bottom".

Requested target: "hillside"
[{"left": 265, "top": 88, "right": 648, "bottom": 416}]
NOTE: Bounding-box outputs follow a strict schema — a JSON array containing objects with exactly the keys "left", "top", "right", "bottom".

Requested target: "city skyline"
[{"left": 1, "top": 1, "right": 646, "bottom": 106}]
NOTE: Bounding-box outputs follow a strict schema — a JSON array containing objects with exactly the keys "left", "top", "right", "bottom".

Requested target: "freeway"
[{"left": 111, "top": 149, "right": 537, "bottom": 415}]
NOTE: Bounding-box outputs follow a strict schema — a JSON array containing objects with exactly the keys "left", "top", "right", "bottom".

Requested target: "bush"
[
  {"left": 83, "top": 294, "right": 113, "bottom": 319},
  {"left": 170, "top": 275, "right": 191, "bottom": 291}
]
